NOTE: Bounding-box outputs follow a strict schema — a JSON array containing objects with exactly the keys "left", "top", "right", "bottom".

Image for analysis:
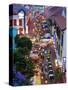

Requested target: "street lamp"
[
  {"left": 45, "top": 79, "right": 48, "bottom": 84},
  {"left": 55, "top": 59, "right": 58, "bottom": 67}
]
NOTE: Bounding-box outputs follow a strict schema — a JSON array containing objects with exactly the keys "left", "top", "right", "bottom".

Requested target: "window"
[
  {"left": 10, "top": 20, "right": 13, "bottom": 26},
  {"left": 19, "top": 28, "right": 23, "bottom": 34},
  {"left": 10, "top": 19, "right": 17, "bottom": 26},
  {"left": 19, "top": 19, "right": 22, "bottom": 26},
  {"left": 14, "top": 19, "right": 17, "bottom": 26}
]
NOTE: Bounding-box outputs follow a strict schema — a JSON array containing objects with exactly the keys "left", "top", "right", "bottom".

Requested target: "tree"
[
  {"left": 55, "top": 68, "right": 63, "bottom": 83},
  {"left": 13, "top": 35, "right": 34, "bottom": 85},
  {"left": 14, "top": 48, "right": 34, "bottom": 75},
  {"left": 15, "top": 36, "right": 32, "bottom": 51},
  {"left": 14, "top": 48, "right": 34, "bottom": 85}
]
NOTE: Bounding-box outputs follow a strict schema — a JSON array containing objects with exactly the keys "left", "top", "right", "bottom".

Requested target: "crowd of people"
[{"left": 26, "top": 11, "right": 48, "bottom": 37}]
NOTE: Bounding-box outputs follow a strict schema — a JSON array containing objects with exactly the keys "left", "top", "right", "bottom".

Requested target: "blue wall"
[{"left": 9, "top": 27, "right": 18, "bottom": 50}]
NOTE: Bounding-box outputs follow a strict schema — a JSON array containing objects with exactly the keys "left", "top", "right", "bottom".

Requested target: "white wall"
[{"left": 62, "top": 30, "right": 66, "bottom": 58}]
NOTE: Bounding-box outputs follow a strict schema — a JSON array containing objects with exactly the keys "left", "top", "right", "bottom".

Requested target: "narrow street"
[
  {"left": 10, "top": 4, "right": 66, "bottom": 85},
  {"left": 30, "top": 37, "right": 57, "bottom": 84}
]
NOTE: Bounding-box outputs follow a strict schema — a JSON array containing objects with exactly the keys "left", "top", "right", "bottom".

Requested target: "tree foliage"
[
  {"left": 13, "top": 35, "right": 34, "bottom": 85},
  {"left": 15, "top": 35, "right": 32, "bottom": 51}
]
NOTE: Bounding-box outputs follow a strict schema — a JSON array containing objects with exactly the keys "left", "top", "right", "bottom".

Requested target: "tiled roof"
[{"left": 54, "top": 16, "right": 66, "bottom": 30}]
